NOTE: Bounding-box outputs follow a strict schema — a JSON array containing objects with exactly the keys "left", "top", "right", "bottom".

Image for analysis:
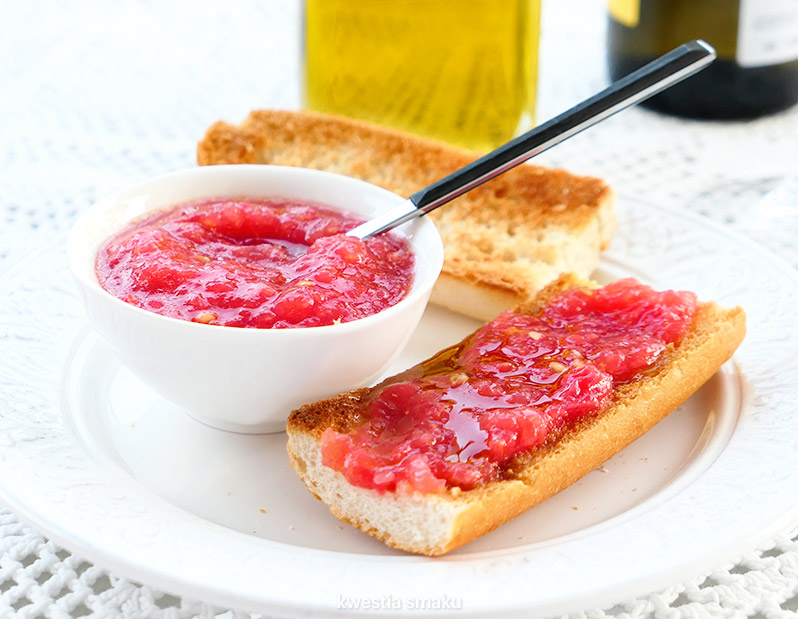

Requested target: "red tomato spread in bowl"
[
  {"left": 320, "top": 279, "right": 698, "bottom": 494},
  {"left": 96, "top": 198, "right": 415, "bottom": 328}
]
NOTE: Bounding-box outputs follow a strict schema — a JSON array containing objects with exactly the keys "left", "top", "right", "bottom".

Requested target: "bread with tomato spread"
[
  {"left": 285, "top": 274, "right": 745, "bottom": 556},
  {"left": 197, "top": 109, "right": 617, "bottom": 321}
]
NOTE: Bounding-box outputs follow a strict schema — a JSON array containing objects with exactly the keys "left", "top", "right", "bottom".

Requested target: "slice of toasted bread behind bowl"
[
  {"left": 197, "top": 109, "right": 618, "bottom": 321},
  {"left": 286, "top": 274, "right": 746, "bottom": 556}
]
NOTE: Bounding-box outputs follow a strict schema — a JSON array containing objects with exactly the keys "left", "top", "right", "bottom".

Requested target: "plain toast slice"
[{"left": 197, "top": 110, "right": 617, "bottom": 321}]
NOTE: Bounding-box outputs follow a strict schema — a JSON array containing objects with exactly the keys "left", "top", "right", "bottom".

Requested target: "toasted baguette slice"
[
  {"left": 197, "top": 110, "right": 617, "bottom": 321},
  {"left": 286, "top": 274, "right": 746, "bottom": 556}
]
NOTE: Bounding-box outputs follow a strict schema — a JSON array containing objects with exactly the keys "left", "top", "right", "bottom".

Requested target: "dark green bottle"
[{"left": 607, "top": 0, "right": 798, "bottom": 119}]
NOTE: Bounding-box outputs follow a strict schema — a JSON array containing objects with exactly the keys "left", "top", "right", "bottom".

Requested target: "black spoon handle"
[
  {"left": 408, "top": 40, "right": 715, "bottom": 213},
  {"left": 347, "top": 39, "right": 715, "bottom": 239}
]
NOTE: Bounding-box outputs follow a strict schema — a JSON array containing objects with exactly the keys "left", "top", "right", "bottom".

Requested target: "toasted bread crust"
[
  {"left": 286, "top": 275, "right": 746, "bottom": 555},
  {"left": 198, "top": 110, "right": 617, "bottom": 320}
]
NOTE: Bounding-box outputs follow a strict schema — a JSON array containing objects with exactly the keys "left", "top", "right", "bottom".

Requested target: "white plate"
[{"left": 1, "top": 196, "right": 797, "bottom": 617}]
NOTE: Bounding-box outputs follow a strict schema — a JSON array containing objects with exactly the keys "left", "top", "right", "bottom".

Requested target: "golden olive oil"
[{"left": 303, "top": 0, "right": 541, "bottom": 151}]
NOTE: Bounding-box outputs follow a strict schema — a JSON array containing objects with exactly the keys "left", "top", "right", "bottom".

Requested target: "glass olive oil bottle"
[
  {"left": 607, "top": 0, "right": 798, "bottom": 119},
  {"left": 303, "top": 0, "right": 541, "bottom": 151}
]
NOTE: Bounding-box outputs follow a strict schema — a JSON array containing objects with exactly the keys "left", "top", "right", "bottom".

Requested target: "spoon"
[{"left": 347, "top": 39, "right": 716, "bottom": 239}]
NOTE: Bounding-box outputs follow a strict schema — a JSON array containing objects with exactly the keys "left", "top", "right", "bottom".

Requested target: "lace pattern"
[{"left": 1, "top": 1, "right": 796, "bottom": 617}]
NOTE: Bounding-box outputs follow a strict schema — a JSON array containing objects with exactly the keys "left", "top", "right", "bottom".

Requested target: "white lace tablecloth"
[{"left": 1, "top": 1, "right": 797, "bottom": 617}]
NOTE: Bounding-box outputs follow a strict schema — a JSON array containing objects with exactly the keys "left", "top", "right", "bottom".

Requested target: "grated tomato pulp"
[
  {"left": 321, "top": 279, "right": 698, "bottom": 494},
  {"left": 96, "top": 198, "right": 415, "bottom": 328}
]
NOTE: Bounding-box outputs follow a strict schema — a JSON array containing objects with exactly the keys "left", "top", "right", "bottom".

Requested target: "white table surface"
[{"left": 1, "top": 1, "right": 797, "bottom": 617}]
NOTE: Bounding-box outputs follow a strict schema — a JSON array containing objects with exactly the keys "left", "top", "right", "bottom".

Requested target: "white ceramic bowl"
[{"left": 67, "top": 165, "right": 443, "bottom": 433}]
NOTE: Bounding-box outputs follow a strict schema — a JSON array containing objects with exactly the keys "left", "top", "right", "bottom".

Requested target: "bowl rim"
[{"left": 67, "top": 164, "right": 444, "bottom": 337}]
